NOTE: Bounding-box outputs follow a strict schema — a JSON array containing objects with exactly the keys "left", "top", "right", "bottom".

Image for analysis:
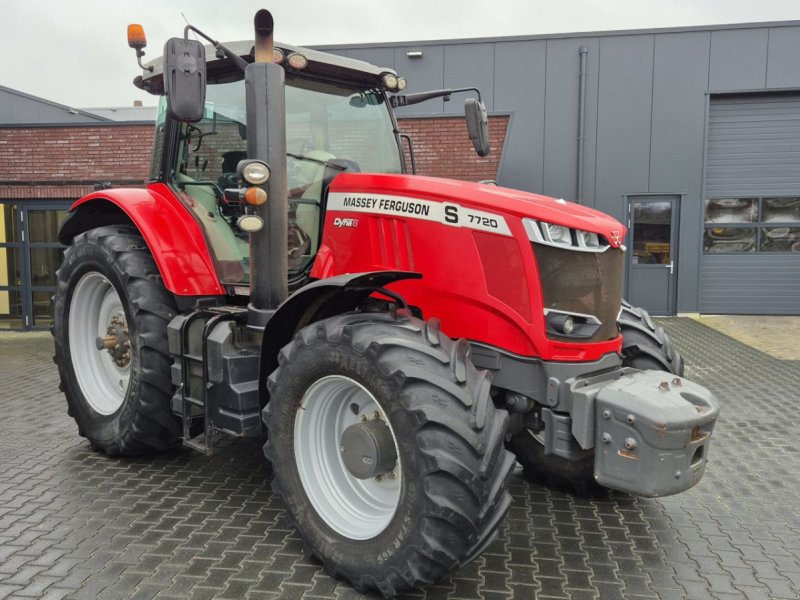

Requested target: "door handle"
[{"left": 665, "top": 261, "right": 674, "bottom": 275}]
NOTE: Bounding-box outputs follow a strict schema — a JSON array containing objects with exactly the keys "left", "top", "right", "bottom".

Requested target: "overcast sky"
[{"left": 2, "top": 0, "right": 799, "bottom": 109}]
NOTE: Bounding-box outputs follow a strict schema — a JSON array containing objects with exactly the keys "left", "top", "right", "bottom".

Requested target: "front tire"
[
  {"left": 509, "top": 301, "right": 684, "bottom": 496},
  {"left": 618, "top": 300, "right": 684, "bottom": 375},
  {"left": 264, "top": 312, "right": 515, "bottom": 597},
  {"left": 53, "top": 225, "right": 180, "bottom": 456}
]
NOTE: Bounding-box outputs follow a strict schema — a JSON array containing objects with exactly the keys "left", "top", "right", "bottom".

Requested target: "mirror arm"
[
  {"left": 391, "top": 86, "right": 482, "bottom": 108},
  {"left": 184, "top": 25, "right": 249, "bottom": 72}
]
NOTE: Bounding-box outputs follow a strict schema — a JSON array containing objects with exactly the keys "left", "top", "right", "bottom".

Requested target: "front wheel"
[
  {"left": 508, "top": 301, "right": 684, "bottom": 496},
  {"left": 264, "top": 312, "right": 515, "bottom": 597},
  {"left": 53, "top": 225, "right": 180, "bottom": 456}
]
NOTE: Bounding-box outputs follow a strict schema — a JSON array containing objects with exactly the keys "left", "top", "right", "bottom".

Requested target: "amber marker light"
[
  {"left": 127, "top": 24, "right": 147, "bottom": 50},
  {"left": 244, "top": 187, "right": 268, "bottom": 206}
]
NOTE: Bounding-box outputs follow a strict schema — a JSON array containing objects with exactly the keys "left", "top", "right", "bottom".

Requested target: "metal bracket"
[{"left": 179, "top": 306, "right": 248, "bottom": 455}]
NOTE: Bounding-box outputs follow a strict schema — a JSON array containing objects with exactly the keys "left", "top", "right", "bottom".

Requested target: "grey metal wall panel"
[
  {"left": 493, "top": 40, "right": 546, "bottom": 191},
  {"left": 541, "top": 37, "right": 600, "bottom": 203},
  {"left": 709, "top": 29, "right": 769, "bottom": 91},
  {"left": 766, "top": 26, "right": 800, "bottom": 88},
  {"left": 699, "top": 255, "right": 800, "bottom": 314},
  {"left": 394, "top": 45, "right": 446, "bottom": 115},
  {"left": 649, "top": 32, "right": 711, "bottom": 312},
  {"left": 443, "top": 43, "right": 495, "bottom": 115},
  {"left": 706, "top": 93, "right": 800, "bottom": 197},
  {"left": 593, "top": 35, "right": 655, "bottom": 222},
  {"left": 346, "top": 47, "right": 395, "bottom": 71}
]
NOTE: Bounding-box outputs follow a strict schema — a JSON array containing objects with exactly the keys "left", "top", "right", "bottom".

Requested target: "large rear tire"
[
  {"left": 264, "top": 311, "right": 515, "bottom": 597},
  {"left": 53, "top": 225, "right": 180, "bottom": 456},
  {"left": 508, "top": 301, "right": 683, "bottom": 495}
]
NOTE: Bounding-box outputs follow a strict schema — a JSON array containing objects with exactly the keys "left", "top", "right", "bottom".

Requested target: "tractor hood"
[{"left": 328, "top": 173, "right": 626, "bottom": 247}]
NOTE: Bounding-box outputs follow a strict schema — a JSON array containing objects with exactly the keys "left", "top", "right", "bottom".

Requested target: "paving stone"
[{"left": 1, "top": 321, "right": 799, "bottom": 599}]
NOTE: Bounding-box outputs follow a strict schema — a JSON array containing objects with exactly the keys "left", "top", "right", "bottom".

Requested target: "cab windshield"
[{"left": 167, "top": 75, "right": 402, "bottom": 286}]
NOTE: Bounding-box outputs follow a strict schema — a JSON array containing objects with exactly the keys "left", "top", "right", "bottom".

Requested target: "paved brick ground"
[
  {"left": 0, "top": 320, "right": 798, "bottom": 600},
  {"left": 691, "top": 315, "right": 800, "bottom": 361}
]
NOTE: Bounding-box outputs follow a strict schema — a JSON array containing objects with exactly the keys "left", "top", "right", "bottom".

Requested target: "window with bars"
[{"left": 703, "top": 197, "right": 800, "bottom": 254}]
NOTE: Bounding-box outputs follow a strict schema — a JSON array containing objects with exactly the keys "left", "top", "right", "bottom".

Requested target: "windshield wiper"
[{"left": 287, "top": 153, "right": 347, "bottom": 169}]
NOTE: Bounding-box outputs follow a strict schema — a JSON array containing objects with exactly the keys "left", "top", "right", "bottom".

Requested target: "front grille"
[{"left": 532, "top": 244, "right": 623, "bottom": 342}]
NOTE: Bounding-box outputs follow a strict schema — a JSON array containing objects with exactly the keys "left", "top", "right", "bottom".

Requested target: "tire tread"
[
  {"left": 263, "top": 311, "right": 513, "bottom": 597},
  {"left": 53, "top": 225, "right": 180, "bottom": 457}
]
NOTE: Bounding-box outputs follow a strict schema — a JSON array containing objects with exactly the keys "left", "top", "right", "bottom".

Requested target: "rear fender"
[
  {"left": 59, "top": 184, "right": 224, "bottom": 296},
  {"left": 258, "top": 271, "right": 422, "bottom": 406}
]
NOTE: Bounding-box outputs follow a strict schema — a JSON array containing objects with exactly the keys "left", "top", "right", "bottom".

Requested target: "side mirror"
[
  {"left": 465, "top": 98, "right": 490, "bottom": 157},
  {"left": 163, "top": 38, "right": 207, "bottom": 122}
]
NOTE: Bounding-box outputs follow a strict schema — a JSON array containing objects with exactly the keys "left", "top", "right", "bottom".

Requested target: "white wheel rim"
[
  {"left": 68, "top": 272, "right": 131, "bottom": 415},
  {"left": 294, "top": 375, "right": 402, "bottom": 540}
]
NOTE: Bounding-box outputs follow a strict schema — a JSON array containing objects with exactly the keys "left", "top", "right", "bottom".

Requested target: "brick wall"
[
  {"left": 0, "top": 116, "right": 508, "bottom": 200},
  {"left": 0, "top": 124, "right": 154, "bottom": 199},
  {"left": 398, "top": 115, "right": 509, "bottom": 182}
]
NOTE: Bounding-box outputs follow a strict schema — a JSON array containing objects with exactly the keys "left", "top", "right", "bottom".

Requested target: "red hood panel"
[
  {"left": 328, "top": 173, "right": 626, "bottom": 246},
  {"left": 319, "top": 172, "right": 625, "bottom": 360}
]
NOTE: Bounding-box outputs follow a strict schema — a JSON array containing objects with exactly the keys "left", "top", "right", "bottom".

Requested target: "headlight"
[
  {"left": 286, "top": 53, "right": 308, "bottom": 70},
  {"left": 545, "top": 223, "right": 571, "bottom": 245},
  {"left": 382, "top": 73, "right": 399, "bottom": 90},
  {"left": 576, "top": 229, "right": 600, "bottom": 249},
  {"left": 238, "top": 160, "right": 271, "bottom": 186},
  {"left": 544, "top": 309, "right": 601, "bottom": 339},
  {"left": 237, "top": 214, "right": 264, "bottom": 232},
  {"left": 523, "top": 218, "right": 611, "bottom": 253}
]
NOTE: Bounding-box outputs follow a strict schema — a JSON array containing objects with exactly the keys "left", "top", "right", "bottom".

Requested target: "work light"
[{"left": 239, "top": 160, "right": 271, "bottom": 186}]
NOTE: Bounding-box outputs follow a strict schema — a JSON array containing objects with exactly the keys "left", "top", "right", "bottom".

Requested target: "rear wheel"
[
  {"left": 508, "top": 301, "right": 683, "bottom": 495},
  {"left": 53, "top": 225, "right": 180, "bottom": 456},
  {"left": 264, "top": 311, "right": 515, "bottom": 597}
]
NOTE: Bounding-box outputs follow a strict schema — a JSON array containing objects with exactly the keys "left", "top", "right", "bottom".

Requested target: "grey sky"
[{"left": 2, "top": 0, "right": 799, "bottom": 109}]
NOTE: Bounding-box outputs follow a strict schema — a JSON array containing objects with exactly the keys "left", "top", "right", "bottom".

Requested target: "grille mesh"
[{"left": 532, "top": 244, "right": 623, "bottom": 342}]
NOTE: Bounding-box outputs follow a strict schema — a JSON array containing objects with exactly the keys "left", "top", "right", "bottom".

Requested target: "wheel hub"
[
  {"left": 340, "top": 418, "right": 398, "bottom": 480},
  {"left": 95, "top": 314, "right": 130, "bottom": 368}
]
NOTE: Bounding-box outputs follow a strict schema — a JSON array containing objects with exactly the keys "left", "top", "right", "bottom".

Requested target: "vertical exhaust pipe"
[{"left": 247, "top": 9, "right": 288, "bottom": 330}]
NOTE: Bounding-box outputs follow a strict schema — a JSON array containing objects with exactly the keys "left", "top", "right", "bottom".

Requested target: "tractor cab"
[{"left": 141, "top": 41, "right": 405, "bottom": 290}]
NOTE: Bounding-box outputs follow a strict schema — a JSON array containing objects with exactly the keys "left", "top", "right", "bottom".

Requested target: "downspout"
[{"left": 577, "top": 45, "right": 588, "bottom": 203}]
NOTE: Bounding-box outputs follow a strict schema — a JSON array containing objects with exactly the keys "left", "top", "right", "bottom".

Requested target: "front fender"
[
  {"left": 258, "top": 270, "right": 422, "bottom": 406},
  {"left": 59, "top": 183, "right": 224, "bottom": 296}
]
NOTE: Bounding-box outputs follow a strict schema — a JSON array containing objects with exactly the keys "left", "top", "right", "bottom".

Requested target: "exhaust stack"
[{"left": 247, "top": 9, "right": 288, "bottom": 330}]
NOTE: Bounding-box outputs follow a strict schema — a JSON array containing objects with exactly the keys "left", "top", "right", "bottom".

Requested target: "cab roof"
[{"left": 136, "top": 40, "right": 396, "bottom": 95}]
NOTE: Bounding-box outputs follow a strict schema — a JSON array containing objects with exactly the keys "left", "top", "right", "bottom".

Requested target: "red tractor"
[{"left": 52, "top": 11, "right": 719, "bottom": 596}]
